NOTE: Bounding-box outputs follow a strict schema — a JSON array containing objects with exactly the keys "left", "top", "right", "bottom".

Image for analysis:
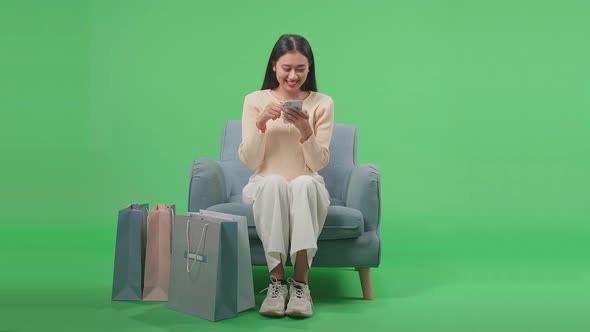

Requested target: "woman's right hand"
[{"left": 257, "top": 101, "right": 284, "bottom": 128}]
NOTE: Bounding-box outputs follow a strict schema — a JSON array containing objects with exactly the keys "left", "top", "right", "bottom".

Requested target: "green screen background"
[{"left": 1, "top": 0, "right": 589, "bottom": 331}]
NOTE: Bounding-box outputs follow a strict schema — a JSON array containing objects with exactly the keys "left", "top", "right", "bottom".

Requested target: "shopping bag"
[
  {"left": 168, "top": 214, "right": 238, "bottom": 321},
  {"left": 194, "top": 209, "right": 255, "bottom": 312},
  {"left": 112, "top": 203, "right": 149, "bottom": 301},
  {"left": 143, "top": 203, "right": 175, "bottom": 301}
]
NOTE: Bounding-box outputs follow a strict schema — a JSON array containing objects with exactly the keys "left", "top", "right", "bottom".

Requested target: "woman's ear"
[{"left": 272, "top": 61, "right": 276, "bottom": 72}]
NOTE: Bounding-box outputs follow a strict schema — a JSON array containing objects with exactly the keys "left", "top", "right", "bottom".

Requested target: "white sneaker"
[
  {"left": 285, "top": 278, "right": 313, "bottom": 318},
  {"left": 259, "top": 276, "right": 289, "bottom": 317}
]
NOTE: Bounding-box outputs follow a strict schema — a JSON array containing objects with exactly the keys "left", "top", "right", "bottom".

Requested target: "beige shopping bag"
[{"left": 143, "top": 203, "right": 175, "bottom": 301}]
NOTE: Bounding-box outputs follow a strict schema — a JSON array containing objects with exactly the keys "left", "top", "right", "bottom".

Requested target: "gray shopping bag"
[
  {"left": 112, "top": 203, "right": 149, "bottom": 301},
  {"left": 168, "top": 214, "right": 238, "bottom": 321},
  {"left": 194, "top": 210, "right": 255, "bottom": 312}
]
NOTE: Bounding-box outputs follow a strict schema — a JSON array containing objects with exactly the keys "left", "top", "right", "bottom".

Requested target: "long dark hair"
[{"left": 261, "top": 34, "right": 317, "bottom": 91}]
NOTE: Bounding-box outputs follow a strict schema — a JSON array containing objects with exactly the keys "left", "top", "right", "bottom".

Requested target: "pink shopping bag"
[{"left": 143, "top": 203, "right": 175, "bottom": 301}]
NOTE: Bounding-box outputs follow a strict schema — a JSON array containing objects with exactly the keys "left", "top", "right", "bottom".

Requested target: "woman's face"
[{"left": 273, "top": 51, "right": 309, "bottom": 92}]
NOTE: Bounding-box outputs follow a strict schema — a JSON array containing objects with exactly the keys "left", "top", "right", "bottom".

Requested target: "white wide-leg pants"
[{"left": 242, "top": 174, "right": 331, "bottom": 271}]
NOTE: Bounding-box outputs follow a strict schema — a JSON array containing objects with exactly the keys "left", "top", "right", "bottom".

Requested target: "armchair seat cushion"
[{"left": 207, "top": 202, "right": 364, "bottom": 241}]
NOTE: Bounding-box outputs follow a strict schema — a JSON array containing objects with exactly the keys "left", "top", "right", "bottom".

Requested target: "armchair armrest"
[
  {"left": 345, "top": 163, "right": 381, "bottom": 232},
  {"left": 188, "top": 158, "right": 227, "bottom": 212}
]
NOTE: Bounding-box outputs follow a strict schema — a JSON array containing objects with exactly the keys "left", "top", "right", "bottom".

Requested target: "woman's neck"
[{"left": 271, "top": 88, "right": 309, "bottom": 101}]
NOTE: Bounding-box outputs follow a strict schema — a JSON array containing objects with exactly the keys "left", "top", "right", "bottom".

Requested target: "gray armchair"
[{"left": 188, "top": 120, "right": 381, "bottom": 299}]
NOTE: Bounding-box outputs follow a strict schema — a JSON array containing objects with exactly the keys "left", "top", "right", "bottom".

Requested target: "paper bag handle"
[
  {"left": 169, "top": 206, "right": 176, "bottom": 255},
  {"left": 186, "top": 218, "right": 209, "bottom": 273}
]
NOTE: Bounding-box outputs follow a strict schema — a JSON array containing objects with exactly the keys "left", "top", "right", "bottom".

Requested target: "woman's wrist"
[
  {"left": 299, "top": 129, "right": 312, "bottom": 143},
  {"left": 256, "top": 119, "right": 267, "bottom": 133}
]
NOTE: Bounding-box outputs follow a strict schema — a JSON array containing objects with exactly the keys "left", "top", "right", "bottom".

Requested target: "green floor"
[{"left": 2, "top": 221, "right": 588, "bottom": 332}]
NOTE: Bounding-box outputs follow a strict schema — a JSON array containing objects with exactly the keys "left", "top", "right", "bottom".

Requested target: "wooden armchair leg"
[{"left": 355, "top": 267, "right": 374, "bottom": 300}]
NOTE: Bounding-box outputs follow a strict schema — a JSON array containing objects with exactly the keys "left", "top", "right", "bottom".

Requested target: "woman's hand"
[
  {"left": 283, "top": 107, "right": 313, "bottom": 142},
  {"left": 257, "top": 101, "right": 284, "bottom": 128}
]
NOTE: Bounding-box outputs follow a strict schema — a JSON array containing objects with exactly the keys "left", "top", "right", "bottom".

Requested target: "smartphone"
[
  {"left": 283, "top": 100, "right": 303, "bottom": 113},
  {"left": 282, "top": 100, "right": 303, "bottom": 123}
]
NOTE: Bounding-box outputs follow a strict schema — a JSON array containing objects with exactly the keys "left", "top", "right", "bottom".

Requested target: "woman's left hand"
[{"left": 283, "top": 108, "right": 313, "bottom": 142}]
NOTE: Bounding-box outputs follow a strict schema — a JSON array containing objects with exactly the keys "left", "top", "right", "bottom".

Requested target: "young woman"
[{"left": 239, "top": 34, "right": 334, "bottom": 318}]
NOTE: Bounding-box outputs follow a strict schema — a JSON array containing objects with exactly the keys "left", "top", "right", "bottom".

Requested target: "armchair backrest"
[{"left": 220, "top": 120, "right": 357, "bottom": 204}]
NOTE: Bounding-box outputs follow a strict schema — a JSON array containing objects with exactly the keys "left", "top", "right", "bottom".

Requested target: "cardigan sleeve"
[
  {"left": 300, "top": 96, "right": 334, "bottom": 172},
  {"left": 238, "top": 93, "right": 266, "bottom": 169}
]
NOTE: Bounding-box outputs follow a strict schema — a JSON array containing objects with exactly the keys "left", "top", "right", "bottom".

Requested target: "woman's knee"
[
  {"left": 264, "top": 174, "right": 288, "bottom": 186},
  {"left": 290, "top": 175, "right": 316, "bottom": 192},
  {"left": 259, "top": 174, "right": 289, "bottom": 194}
]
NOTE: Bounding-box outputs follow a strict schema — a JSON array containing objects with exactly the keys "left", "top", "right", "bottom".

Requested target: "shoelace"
[
  {"left": 293, "top": 286, "right": 305, "bottom": 298},
  {"left": 259, "top": 276, "right": 284, "bottom": 298},
  {"left": 287, "top": 277, "right": 313, "bottom": 304}
]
